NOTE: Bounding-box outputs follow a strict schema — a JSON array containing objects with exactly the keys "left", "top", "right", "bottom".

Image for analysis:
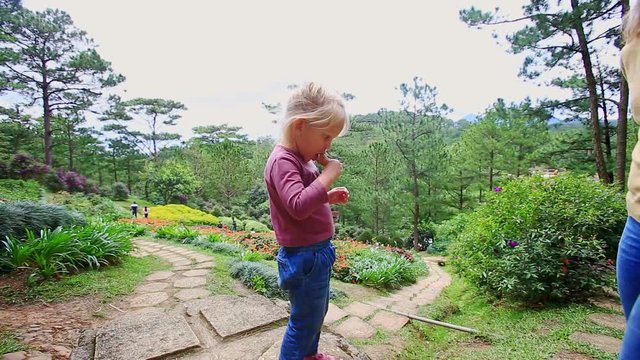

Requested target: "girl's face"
[{"left": 295, "top": 119, "right": 344, "bottom": 162}]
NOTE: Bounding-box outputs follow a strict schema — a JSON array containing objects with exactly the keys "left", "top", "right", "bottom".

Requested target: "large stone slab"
[
  {"left": 570, "top": 332, "right": 621, "bottom": 354},
  {"left": 343, "top": 302, "right": 377, "bottom": 319},
  {"left": 175, "top": 289, "right": 210, "bottom": 301},
  {"left": 324, "top": 303, "right": 349, "bottom": 324},
  {"left": 145, "top": 271, "right": 175, "bottom": 281},
  {"left": 588, "top": 313, "right": 625, "bottom": 331},
  {"left": 333, "top": 317, "right": 376, "bottom": 339},
  {"left": 129, "top": 292, "right": 169, "bottom": 307},
  {"left": 137, "top": 282, "right": 169, "bottom": 293},
  {"left": 94, "top": 310, "right": 200, "bottom": 360},
  {"left": 174, "top": 277, "right": 207, "bottom": 288},
  {"left": 199, "top": 295, "right": 288, "bottom": 339},
  {"left": 183, "top": 269, "right": 209, "bottom": 277},
  {"left": 193, "top": 261, "right": 216, "bottom": 269},
  {"left": 368, "top": 310, "right": 409, "bottom": 331}
]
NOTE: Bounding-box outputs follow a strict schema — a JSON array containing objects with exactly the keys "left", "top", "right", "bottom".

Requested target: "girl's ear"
[{"left": 292, "top": 118, "right": 306, "bottom": 133}]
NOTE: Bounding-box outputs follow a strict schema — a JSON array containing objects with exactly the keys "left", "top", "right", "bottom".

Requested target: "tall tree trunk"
[
  {"left": 43, "top": 84, "right": 53, "bottom": 166},
  {"left": 127, "top": 158, "right": 132, "bottom": 194},
  {"left": 572, "top": 0, "right": 610, "bottom": 183},
  {"left": 597, "top": 63, "right": 613, "bottom": 161},
  {"left": 66, "top": 121, "right": 74, "bottom": 171},
  {"left": 411, "top": 161, "right": 420, "bottom": 251},
  {"left": 112, "top": 153, "right": 118, "bottom": 182},
  {"left": 617, "top": 0, "right": 631, "bottom": 189}
]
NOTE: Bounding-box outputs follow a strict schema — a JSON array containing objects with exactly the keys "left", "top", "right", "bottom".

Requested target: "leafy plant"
[
  {"left": 0, "top": 201, "right": 85, "bottom": 240},
  {"left": 450, "top": 173, "right": 625, "bottom": 304},
  {"left": 0, "top": 179, "right": 43, "bottom": 201},
  {"left": 230, "top": 261, "right": 286, "bottom": 299}
]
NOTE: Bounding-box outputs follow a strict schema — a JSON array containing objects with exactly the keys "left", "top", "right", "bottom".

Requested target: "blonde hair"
[
  {"left": 623, "top": 1, "right": 640, "bottom": 44},
  {"left": 281, "top": 82, "right": 350, "bottom": 142}
]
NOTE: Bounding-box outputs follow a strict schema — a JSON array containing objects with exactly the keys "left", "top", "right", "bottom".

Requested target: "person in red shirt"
[{"left": 264, "top": 82, "right": 350, "bottom": 360}]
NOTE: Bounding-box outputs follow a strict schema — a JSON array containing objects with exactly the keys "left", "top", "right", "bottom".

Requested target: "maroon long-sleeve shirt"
[{"left": 264, "top": 144, "right": 334, "bottom": 247}]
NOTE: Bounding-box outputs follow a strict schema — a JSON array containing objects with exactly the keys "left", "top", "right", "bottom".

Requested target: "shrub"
[
  {"left": 431, "top": 214, "right": 469, "bottom": 254},
  {"left": 43, "top": 170, "right": 65, "bottom": 192},
  {"left": 56, "top": 169, "right": 88, "bottom": 193},
  {"left": 0, "top": 160, "right": 7, "bottom": 179},
  {"left": 151, "top": 204, "right": 219, "bottom": 225},
  {"left": 230, "top": 261, "right": 286, "bottom": 299},
  {"left": 47, "top": 192, "right": 128, "bottom": 222},
  {"left": 0, "top": 179, "right": 43, "bottom": 201},
  {"left": 155, "top": 225, "right": 200, "bottom": 242},
  {"left": 333, "top": 246, "right": 427, "bottom": 289},
  {"left": 243, "top": 220, "right": 270, "bottom": 232},
  {"left": 111, "top": 182, "right": 129, "bottom": 201},
  {"left": 207, "top": 242, "right": 244, "bottom": 256},
  {"left": 358, "top": 229, "right": 373, "bottom": 243},
  {"left": 8, "top": 152, "right": 49, "bottom": 180},
  {"left": 0, "top": 201, "right": 85, "bottom": 240},
  {"left": 450, "top": 173, "right": 625, "bottom": 304}
]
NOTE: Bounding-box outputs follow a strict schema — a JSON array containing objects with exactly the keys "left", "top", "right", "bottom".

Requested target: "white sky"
[{"left": 16, "top": 1, "right": 617, "bottom": 140}]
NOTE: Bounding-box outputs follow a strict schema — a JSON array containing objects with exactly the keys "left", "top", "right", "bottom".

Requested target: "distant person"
[
  {"left": 143, "top": 206, "right": 149, "bottom": 218},
  {"left": 232, "top": 217, "right": 238, "bottom": 231},
  {"left": 618, "top": 5, "right": 640, "bottom": 358},
  {"left": 264, "top": 82, "right": 350, "bottom": 360},
  {"left": 130, "top": 202, "right": 138, "bottom": 218}
]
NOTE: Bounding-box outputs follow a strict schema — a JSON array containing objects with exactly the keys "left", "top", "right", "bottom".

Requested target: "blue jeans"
[
  {"left": 277, "top": 239, "right": 336, "bottom": 360},
  {"left": 618, "top": 216, "right": 640, "bottom": 358}
]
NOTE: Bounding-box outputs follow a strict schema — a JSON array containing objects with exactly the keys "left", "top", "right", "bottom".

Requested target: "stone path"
[
  {"left": 564, "top": 300, "right": 625, "bottom": 357},
  {"left": 59, "top": 240, "right": 368, "bottom": 359},
  {"left": 324, "top": 256, "right": 452, "bottom": 341},
  {"left": 57, "top": 241, "right": 453, "bottom": 360}
]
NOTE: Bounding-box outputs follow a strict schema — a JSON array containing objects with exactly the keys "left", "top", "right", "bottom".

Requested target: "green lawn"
[
  {"left": 0, "top": 332, "right": 27, "bottom": 356},
  {"left": 397, "top": 276, "right": 622, "bottom": 360},
  {"left": 0, "top": 255, "right": 169, "bottom": 305}
]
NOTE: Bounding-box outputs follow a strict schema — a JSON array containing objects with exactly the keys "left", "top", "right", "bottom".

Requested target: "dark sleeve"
[{"left": 269, "top": 156, "right": 329, "bottom": 220}]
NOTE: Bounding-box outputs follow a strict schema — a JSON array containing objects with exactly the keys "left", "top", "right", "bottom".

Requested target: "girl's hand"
[{"left": 328, "top": 187, "right": 349, "bottom": 204}]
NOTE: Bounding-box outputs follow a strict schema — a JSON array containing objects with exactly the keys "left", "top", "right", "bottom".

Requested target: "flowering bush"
[
  {"left": 150, "top": 204, "right": 219, "bottom": 225},
  {"left": 8, "top": 153, "right": 49, "bottom": 180},
  {"left": 450, "top": 173, "right": 624, "bottom": 304}
]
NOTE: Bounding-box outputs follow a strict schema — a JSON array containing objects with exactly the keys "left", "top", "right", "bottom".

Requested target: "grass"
[
  {"left": 0, "top": 255, "right": 169, "bottom": 305},
  {"left": 0, "top": 332, "right": 27, "bottom": 356},
  {"left": 114, "top": 196, "right": 155, "bottom": 212},
  {"left": 208, "top": 253, "right": 240, "bottom": 296},
  {"left": 397, "top": 275, "right": 622, "bottom": 360}
]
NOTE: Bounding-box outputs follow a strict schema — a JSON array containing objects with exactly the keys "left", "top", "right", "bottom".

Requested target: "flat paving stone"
[
  {"left": 390, "top": 301, "right": 419, "bottom": 315},
  {"left": 129, "top": 292, "right": 169, "bottom": 307},
  {"left": 343, "top": 302, "right": 378, "bottom": 319},
  {"left": 174, "top": 289, "right": 210, "bottom": 301},
  {"left": 570, "top": 332, "right": 621, "bottom": 354},
  {"left": 588, "top": 313, "right": 625, "bottom": 331},
  {"left": 333, "top": 316, "right": 376, "bottom": 339},
  {"left": 174, "top": 277, "right": 206, "bottom": 288},
  {"left": 94, "top": 310, "right": 200, "bottom": 360},
  {"left": 192, "top": 261, "right": 215, "bottom": 269},
  {"left": 172, "top": 260, "right": 192, "bottom": 267},
  {"left": 198, "top": 295, "right": 288, "bottom": 339},
  {"left": 145, "top": 271, "right": 175, "bottom": 281},
  {"left": 593, "top": 298, "right": 624, "bottom": 313},
  {"left": 182, "top": 269, "right": 209, "bottom": 277},
  {"left": 137, "top": 282, "right": 169, "bottom": 293},
  {"left": 173, "top": 265, "right": 192, "bottom": 271},
  {"left": 368, "top": 310, "right": 409, "bottom": 331},
  {"left": 324, "top": 303, "right": 349, "bottom": 325}
]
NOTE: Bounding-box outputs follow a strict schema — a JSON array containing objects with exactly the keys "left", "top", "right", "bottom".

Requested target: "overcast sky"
[{"left": 17, "top": 1, "right": 619, "bottom": 140}]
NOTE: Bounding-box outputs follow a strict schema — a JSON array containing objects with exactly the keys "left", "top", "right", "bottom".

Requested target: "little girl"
[{"left": 264, "top": 82, "right": 350, "bottom": 360}]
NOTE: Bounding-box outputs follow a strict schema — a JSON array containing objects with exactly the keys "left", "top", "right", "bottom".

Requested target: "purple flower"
[
  {"left": 494, "top": 186, "right": 502, "bottom": 192},
  {"left": 507, "top": 240, "right": 519, "bottom": 248}
]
